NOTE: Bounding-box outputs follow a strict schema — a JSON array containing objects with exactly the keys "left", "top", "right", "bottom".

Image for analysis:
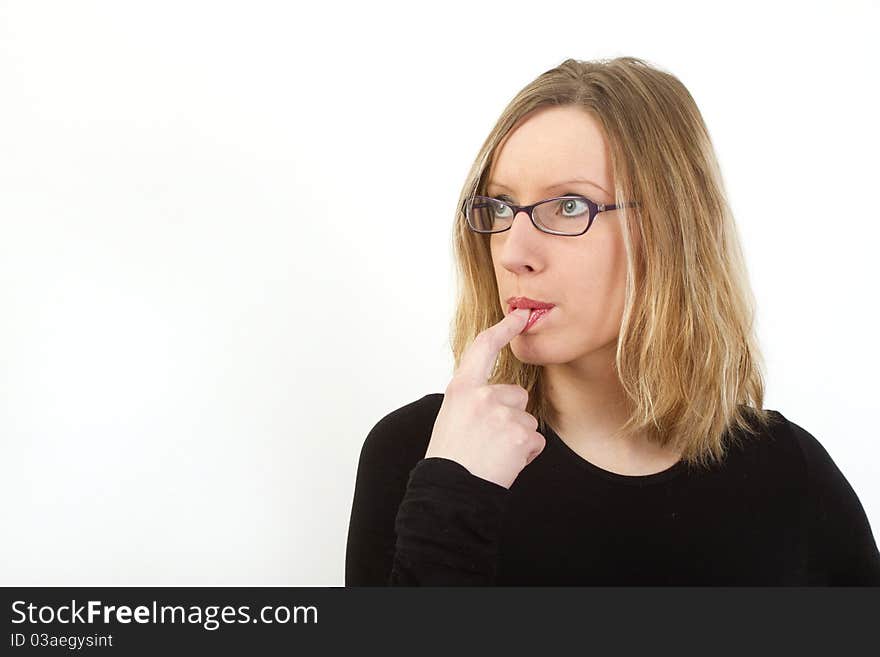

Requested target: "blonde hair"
[{"left": 449, "top": 56, "right": 781, "bottom": 472}]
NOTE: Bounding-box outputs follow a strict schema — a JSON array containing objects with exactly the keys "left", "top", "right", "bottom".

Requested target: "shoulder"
[
  {"left": 720, "top": 409, "right": 869, "bottom": 521},
  {"left": 736, "top": 409, "right": 837, "bottom": 482},
  {"left": 768, "top": 412, "right": 880, "bottom": 583},
  {"left": 755, "top": 409, "right": 868, "bottom": 513},
  {"left": 719, "top": 408, "right": 802, "bottom": 479},
  {"left": 709, "top": 408, "right": 839, "bottom": 495},
  {"left": 358, "top": 393, "right": 445, "bottom": 475},
  {"left": 766, "top": 409, "right": 847, "bottom": 482}
]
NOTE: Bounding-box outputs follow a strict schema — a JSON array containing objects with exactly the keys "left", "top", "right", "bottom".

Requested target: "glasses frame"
[{"left": 463, "top": 194, "right": 641, "bottom": 236}]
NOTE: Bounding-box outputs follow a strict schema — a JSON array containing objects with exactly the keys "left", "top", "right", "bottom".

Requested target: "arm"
[
  {"left": 345, "top": 409, "right": 412, "bottom": 586},
  {"left": 345, "top": 398, "right": 510, "bottom": 586},
  {"left": 389, "top": 457, "right": 509, "bottom": 586},
  {"left": 791, "top": 420, "right": 880, "bottom": 585}
]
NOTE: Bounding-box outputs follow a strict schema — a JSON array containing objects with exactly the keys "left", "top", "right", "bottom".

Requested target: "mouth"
[
  {"left": 506, "top": 296, "right": 556, "bottom": 315},
  {"left": 518, "top": 306, "right": 554, "bottom": 333},
  {"left": 504, "top": 297, "right": 556, "bottom": 334}
]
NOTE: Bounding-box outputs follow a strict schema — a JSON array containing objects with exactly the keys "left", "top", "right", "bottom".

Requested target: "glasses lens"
[
  {"left": 467, "top": 196, "right": 512, "bottom": 232},
  {"left": 466, "top": 196, "right": 593, "bottom": 235},
  {"left": 534, "top": 197, "right": 591, "bottom": 235}
]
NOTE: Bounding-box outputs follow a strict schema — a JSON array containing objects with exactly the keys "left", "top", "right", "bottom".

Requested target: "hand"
[{"left": 424, "top": 307, "right": 546, "bottom": 489}]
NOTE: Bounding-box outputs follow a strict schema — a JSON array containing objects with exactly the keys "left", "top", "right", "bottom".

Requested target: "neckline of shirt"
[{"left": 544, "top": 424, "right": 688, "bottom": 486}]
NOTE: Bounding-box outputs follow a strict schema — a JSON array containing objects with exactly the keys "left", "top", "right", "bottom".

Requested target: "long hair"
[{"left": 449, "top": 56, "right": 780, "bottom": 471}]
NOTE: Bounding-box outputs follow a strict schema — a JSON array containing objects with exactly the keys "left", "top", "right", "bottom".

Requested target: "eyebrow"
[{"left": 487, "top": 177, "right": 609, "bottom": 196}]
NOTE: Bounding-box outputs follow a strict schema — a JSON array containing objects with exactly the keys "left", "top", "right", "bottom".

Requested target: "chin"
[{"left": 510, "top": 343, "right": 569, "bottom": 366}]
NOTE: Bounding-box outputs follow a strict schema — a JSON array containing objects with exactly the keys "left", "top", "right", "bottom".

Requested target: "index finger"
[{"left": 455, "top": 307, "right": 530, "bottom": 385}]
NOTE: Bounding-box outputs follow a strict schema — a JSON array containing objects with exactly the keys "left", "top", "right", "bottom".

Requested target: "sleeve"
[
  {"left": 389, "top": 457, "right": 510, "bottom": 586},
  {"left": 344, "top": 399, "right": 510, "bottom": 586},
  {"left": 791, "top": 420, "right": 880, "bottom": 585},
  {"left": 345, "top": 407, "right": 415, "bottom": 586}
]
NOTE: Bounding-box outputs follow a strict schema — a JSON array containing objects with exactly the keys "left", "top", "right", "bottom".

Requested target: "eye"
[
  {"left": 489, "top": 196, "right": 514, "bottom": 218},
  {"left": 556, "top": 196, "right": 589, "bottom": 217}
]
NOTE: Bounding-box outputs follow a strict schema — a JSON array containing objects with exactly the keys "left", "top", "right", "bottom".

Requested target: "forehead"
[{"left": 487, "top": 105, "right": 611, "bottom": 195}]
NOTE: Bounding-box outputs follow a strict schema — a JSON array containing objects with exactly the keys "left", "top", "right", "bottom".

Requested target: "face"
[{"left": 487, "top": 104, "right": 630, "bottom": 368}]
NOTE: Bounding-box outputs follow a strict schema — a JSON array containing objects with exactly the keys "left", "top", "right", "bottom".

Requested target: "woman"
[{"left": 345, "top": 56, "right": 880, "bottom": 585}]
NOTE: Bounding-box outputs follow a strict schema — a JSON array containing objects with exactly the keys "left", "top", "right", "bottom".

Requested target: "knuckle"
[{"left": 476, "top": 385, "right": 493, "bottom": 404}]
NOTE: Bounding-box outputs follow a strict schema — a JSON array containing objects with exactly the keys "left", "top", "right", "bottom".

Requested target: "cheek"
[
  {"left": 489, "top": 240, "right": 502, "bottom": 276},
  {"left": 590, "top": 224, "right": 628, "bottom": 296},
  {"left": 565, "top": 245, "right": 628, "bottom": 337}
]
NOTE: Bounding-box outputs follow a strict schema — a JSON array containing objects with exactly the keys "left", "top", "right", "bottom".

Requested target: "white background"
[{"left": 1, "top": 0, "right": 877, "bottom": 585}]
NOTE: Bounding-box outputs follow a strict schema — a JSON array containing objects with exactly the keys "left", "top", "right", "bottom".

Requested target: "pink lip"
[
  {"left": 520, "top": 307, "right": 553, "bottom": 333},
  {"left": 506, "top": 296, "right": 555, "bottom": 314}
]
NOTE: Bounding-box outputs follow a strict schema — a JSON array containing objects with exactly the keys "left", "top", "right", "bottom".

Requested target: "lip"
[
  {"left": 521, "top": 306, "right": 553, "bottom": 333},
  {"left": 506, "top": 296, "right": 556, "bottom": 314}
]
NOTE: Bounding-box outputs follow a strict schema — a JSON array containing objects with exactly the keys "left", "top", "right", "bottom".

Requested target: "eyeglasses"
[{"left": 463, "top": 194, "right": 640, "bottom": 236}]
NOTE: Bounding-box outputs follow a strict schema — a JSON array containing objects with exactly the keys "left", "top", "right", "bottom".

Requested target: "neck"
[
  {"left": 543, "top": 341, "right": 632, "bottom": 445},
  {"left": 542, "top": 341, "right": 682, "bottom": 471}
]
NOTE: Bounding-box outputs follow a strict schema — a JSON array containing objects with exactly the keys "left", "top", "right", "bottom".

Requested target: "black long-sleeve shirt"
[{"left": 345, "top": 393, "right": 880, "bottom": 585}]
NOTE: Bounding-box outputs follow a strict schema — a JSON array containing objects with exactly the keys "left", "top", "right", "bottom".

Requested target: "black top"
[{"left": 345, "top": 393, "right": 880, "bottom": 585}]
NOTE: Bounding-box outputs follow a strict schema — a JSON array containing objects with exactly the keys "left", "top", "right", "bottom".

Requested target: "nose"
[
  {"left": 509, "top": 208, "right": 539, "bottom": 235},
  {"left": 493, "top": 207, "right": 546, "bottom": 275}
]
